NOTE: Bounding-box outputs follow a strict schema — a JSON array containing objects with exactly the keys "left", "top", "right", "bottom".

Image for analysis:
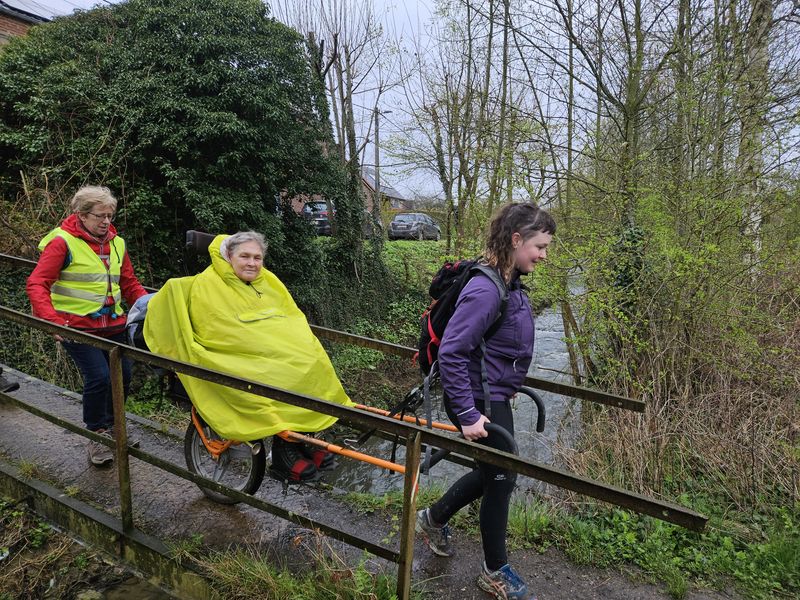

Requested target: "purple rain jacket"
[{"left": 438, "top": 271, "right": 535, "bottom": 427}]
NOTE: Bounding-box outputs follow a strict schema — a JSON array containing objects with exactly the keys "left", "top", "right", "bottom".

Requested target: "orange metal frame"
[
  {"left": 191, "top": 406, "right": 236, "bottom": 460},
  {"left": 353, "top": 403, "right": 458, "bottom": 432},
  {"left": 192, "top": 404, "right": 454, "bottom": 473}
]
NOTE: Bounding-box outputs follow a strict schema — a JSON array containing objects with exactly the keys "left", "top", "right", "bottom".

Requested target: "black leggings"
[{"left": 429, "top": 398, "right": 516, "bottom": 571}]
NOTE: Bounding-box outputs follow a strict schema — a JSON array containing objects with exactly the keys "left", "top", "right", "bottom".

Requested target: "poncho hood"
[{"left": 144, "top": 235, "right": 353, "bottom": 440}]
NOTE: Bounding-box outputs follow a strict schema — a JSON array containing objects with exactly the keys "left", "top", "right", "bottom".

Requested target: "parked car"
[
  {"left": 302, "top": 201, "right": 333, "bottom": 236},
  {"left": 388, "top": 213, "right": 441, "bottom": 241}
]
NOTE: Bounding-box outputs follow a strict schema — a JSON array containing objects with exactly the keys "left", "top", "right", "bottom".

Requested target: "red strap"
[
  {"left": 289, "top": 458, "right": 314, "bottom": 481},
  {"left": 427, "top": 317, "right": 439, "bottom": 345},
  {"left": 426, "top": 317, "right": 440, "bottom": 365},
  {"left": 309, "top": 449, "right": 329, "bottom": 468}
]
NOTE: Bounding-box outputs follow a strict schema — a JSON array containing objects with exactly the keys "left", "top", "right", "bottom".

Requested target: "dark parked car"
[
  {"left": 302, "top": 201, "right": 333, "bottom": 236},
  {"left": 388, "top": 213, "right": 441, "bottom": 241}
]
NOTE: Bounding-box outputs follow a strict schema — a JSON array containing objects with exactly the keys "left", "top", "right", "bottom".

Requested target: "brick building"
[{"left": 0, "top": 0, "right": 47, "bottom": 45}]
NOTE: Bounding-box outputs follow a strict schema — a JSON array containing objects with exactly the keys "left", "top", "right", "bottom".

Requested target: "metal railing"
[{"left": 0, "top": 254, "right": 705, "bottom": 600}]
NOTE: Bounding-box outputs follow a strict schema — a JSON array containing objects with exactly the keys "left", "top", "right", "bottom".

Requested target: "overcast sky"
[{"left": 4, "top": 0, "right": 102, "bottom": 18}]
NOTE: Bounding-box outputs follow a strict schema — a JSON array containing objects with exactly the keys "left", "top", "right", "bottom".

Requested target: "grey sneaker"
[
  {"left": 87, "top": 430, "right": 114, "bottom": 466},
  {"left": 415, "top": 508, "right": 452, "bottom": 557},
  {"left": 477, "top": 562, "right": 534, "bottom": 600}
]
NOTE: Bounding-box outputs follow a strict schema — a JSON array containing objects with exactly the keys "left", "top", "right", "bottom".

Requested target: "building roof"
[
  {"left": 362, "top": 167, "right": 406, "bottom": 201},
  {"left": 0, "top": 0, "right": 49, "bottom": 24}
]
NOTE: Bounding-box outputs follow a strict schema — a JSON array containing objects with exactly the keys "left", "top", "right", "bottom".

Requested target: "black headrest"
[{"left": 185, "top": 230, "right": 217, "bottom": 257}]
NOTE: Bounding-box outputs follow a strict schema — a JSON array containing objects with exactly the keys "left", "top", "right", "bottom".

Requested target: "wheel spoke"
[{"left": 185, "top": 421, "right": 266, "bottom": 503}]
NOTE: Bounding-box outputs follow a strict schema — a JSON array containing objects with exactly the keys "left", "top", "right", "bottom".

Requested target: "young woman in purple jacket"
[{"left": 416, "top": 203, "right": 555, "bottom": 600}]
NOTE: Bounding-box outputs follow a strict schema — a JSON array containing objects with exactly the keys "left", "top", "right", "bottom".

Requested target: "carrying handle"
[
  {"left": 421, "top": 422, "right": 518, "bottom": 472},
  {"left": 517, "top": 386, "right": 546, "bottom": 433}
]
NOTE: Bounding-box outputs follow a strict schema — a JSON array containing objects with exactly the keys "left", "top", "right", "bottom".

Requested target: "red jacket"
[{"left": 26, "top": 214, "right": 148, "bottom": 336}]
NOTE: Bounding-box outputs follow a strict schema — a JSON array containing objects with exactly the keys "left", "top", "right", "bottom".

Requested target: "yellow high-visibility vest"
[{"left": 38, "top": 227, "right": 125, "bottom": 317}]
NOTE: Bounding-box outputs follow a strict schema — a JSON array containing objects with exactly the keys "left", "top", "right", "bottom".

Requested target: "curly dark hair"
[{"left": 484, "top": 203, "right": 556, "bottom": 279}]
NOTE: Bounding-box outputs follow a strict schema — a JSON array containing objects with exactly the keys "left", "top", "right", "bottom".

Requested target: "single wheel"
[
  {"left": 434, "top": 230, "right": 441, "bottom": 241},
  {"left": 184, "top": 415, "right": 267, "bottom": 504}
]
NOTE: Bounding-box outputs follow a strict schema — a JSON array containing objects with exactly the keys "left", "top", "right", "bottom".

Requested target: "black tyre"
[
  {"left": 184, "top": 417, "right": 267, "bottom": 504},
  {"left": 434, "top": 230, "right": 441, "bottom": 241}
]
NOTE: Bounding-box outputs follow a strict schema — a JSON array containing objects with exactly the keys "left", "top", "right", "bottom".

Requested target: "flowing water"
[{"left": 331, "top": 303, "right": 581, "bottom": 494}]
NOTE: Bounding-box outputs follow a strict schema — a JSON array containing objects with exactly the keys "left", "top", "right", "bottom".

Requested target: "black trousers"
[{"left": 429, "top": 396, "right": 516, "bottom": 570}]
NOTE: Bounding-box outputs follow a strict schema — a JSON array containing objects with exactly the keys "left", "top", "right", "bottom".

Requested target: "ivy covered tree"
[{"left": 0, "top": 0, "right": 352, "bottom": 303}]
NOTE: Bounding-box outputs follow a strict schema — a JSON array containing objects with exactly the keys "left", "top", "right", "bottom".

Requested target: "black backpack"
[
  {"left": 359, "top": 260, "right": 507, "bottom": 466},
  {"left": 417, "top": 259, "right": 508, "bottom": 375}
]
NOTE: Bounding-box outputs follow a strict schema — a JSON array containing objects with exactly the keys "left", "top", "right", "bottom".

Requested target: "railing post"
[
  {"left": 396, "top": 431, "right": 421, "bottom": 600},
  {"left": 109, "top": 346, "right": 134, "bottom": 534}
]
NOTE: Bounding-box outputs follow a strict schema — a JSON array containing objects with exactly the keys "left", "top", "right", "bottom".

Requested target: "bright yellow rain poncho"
[{"left": 143, "top": 235, "right": 353, "bottom": 440}]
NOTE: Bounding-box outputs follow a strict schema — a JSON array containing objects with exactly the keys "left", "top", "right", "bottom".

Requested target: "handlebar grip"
[
  {"left": 484, "top": 422, "right": 518, "bottom": 455},
  {"left": 517, "top": 386, "right": 546, "bottom": 432},
  {"left": 420, "top": 421, "right": 518, "bottom": 472}
]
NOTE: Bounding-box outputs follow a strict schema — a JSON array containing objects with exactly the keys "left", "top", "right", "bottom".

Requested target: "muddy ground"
[
  {"left": 0, "top": 365, "right": 740, "bottom": 599},
  {"left": 0, "top": 495, "right": 170, "bottom": 600}
]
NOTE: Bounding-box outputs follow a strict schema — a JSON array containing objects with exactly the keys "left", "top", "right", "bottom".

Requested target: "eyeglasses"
[{"left": 86, "top": 211, "right": 115, "bottom": 222}]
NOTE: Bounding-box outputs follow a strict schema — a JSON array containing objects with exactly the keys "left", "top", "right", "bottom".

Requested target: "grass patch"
[
  {"left": 16, "top": 460, "right": 41, "bottom": 480},
  {"left": 382, "top": 240, "right": 450, "bottom": 293},
  {"left": 127, "top": 372, "right": 188, "bottom": 430},
  {"left": 510, "top": 499, "right": 800, "bottom": 600},
  {"left": 181, "top": 539, "right": 422, "bottom": 600},
  {"left": 0, "top": 496, "right": 127, "bottom": 598},
  {"left": 342, "top": 486, "right": 799, "bottom": 600}
]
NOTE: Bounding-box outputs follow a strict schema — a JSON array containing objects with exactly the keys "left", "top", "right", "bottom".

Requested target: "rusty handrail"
[
  {"left": 311, "top": 325, "right": 644, "bottom": 412},
  {"left": 0, "top": 305, "right": 707, "bottom": 532},
  {"left": 0, "top": 301, "right": 708, "bottom": 600}
]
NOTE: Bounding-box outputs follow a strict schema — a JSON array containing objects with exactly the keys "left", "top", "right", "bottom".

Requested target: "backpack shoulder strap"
[
  {"left": 467, "top": 265, "right": 509, "bottom": 419},
  {"left": 469, "top": 264, "right": 508, "bottom": 338}
]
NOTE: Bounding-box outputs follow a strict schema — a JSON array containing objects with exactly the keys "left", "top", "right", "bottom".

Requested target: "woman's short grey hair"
[
  {"left": 220, "top": 231, "right": 267, "bottom": 261},
  {"left": 69, "top": 185, "right": 117, "bottom": 214}
]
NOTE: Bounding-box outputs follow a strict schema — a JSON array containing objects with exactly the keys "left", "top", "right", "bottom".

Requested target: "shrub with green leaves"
[{"left": 0, "top": 0, "right": 345, "bottom": 293}]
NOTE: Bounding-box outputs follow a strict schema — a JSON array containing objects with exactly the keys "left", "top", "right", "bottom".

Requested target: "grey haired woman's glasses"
[{"left": 87, "top": 212, "right": 115, "bottom": 222}]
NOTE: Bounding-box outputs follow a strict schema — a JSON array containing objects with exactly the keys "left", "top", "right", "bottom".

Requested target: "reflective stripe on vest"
[
  {"left": 38, "top": 228, "right": 126, "bottom": 317},
  {"left": 58, "top": 271, "right": 122, "bottom": 283}
]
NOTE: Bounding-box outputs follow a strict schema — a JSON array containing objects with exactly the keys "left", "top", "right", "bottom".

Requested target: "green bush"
[{"left": 0, "top": 0, "right": 349, "bottom": 295}]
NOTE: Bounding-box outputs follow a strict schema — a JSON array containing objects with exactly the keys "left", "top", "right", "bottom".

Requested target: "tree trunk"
[{"left": 735, "top": 0, "right": 772, "bottom": 265}]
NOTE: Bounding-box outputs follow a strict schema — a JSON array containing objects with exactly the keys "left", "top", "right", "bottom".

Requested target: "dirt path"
[{"left": 0, "top": 365, "right": 738, "bottom": 600}]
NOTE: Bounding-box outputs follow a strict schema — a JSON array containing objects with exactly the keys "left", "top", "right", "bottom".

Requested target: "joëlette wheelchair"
[{"left": 136, "top": 230, "right": 546, "bottom": 505}]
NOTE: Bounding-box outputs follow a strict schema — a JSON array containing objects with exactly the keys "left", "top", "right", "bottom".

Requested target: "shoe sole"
[
  {"left": 477, "top": 576, "right": 506, "bottom": 599},
  {"left": 415, "top": 521, "right": 452, "bottom": 557},
  {"left": 477, "top": 574, "right": 532, "bottom": 600}
]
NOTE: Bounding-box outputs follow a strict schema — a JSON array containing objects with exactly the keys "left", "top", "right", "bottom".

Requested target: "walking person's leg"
[
  {"left": 476, "top": 400, "right": 516, "bottom": 570},
  {"left": 101, "top": 332, "right": 134, "bottom": 429},
  {"left": 474, "top": 400, "right": 534, "bottom": 600},
  {"left": 416, "top": 395, "right": 484, "bottom": 556},
  {"left": 62, "top": 339, "right": 115, "bottom": 466}
]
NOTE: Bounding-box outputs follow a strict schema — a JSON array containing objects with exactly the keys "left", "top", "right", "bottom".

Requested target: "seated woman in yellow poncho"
[{"left": 144, "top": 231, "right": 354, "bottom": 481}]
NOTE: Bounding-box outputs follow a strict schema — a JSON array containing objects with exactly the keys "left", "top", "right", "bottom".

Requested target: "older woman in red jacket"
[{"left": 27, "top": 186, "right": 147, "bottom": 467}]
